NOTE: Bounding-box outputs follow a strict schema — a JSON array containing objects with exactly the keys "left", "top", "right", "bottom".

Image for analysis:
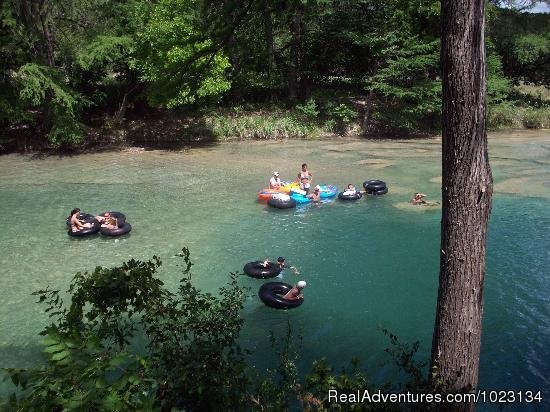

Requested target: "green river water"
[{"left": 0, "top": 130, "right": 549, "bottom": 408}]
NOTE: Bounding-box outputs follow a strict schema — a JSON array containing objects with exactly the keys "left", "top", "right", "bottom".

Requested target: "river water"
[{"left": 0, "top": 130, "right": 548, "bottom": 407}]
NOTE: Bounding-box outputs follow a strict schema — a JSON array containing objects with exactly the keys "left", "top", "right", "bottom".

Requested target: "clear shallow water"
[{"left": 0, "top": 130, "right": 549, "bottom": 407}]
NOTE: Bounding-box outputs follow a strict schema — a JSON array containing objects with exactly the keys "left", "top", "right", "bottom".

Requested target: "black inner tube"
[
  {"left": 100, "top": 222, "right": 132, "bottom": 237},
  {"left": 258, "top": 282, "right": 304, "bottom": 309},
  {"left": 267, "top": 197, "right": 297, "bottom": 209},
  {"left": 244, "top": 261, "right": 282, "bottom": 279},
  {"left": 371, "top": 187, "right": 388, "bottom": 195},
  {"left": 363, "top": 179, "right": 384, "bottom": 189},
  {"left": 68, "top": 218, "right": 100, "bottom": 237},
  {"left": 338, "top": 191, "right": 362, "bottom": 201},
  {"left": 364, "top": 182, "right": 387, "bottom": 192}
]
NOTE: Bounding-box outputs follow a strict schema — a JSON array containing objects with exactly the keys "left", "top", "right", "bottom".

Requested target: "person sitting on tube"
[
  {"left": 269, "top": 171, "right": 282, "bottom": 190},
  {"left": 69, "top": 208, "right": 92, "bottom": 232},
  {"left": 343, "top": 183, "right": 358, "bottom": 195},
  {"left": 283, "top": 281, "right": 307, "bottom": 300},
  {"left": 95, "top": 212, "right": 118, "bottom": 229}
]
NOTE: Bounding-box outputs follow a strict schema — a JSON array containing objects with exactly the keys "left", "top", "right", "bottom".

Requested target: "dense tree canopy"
[{"left": 0, "top": 0, "right": 548, "bottom": 149}]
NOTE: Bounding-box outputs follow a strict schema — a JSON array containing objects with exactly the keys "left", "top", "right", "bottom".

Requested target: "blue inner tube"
[
  {"left": 338, "top": 191, "right": 363, "bottom": 201},
  {"left": 268, "top": 197, "right": 297, "bottom": 209},
  {"left": 319, "top": 185, "right": 338, "bottom": 199},
  {"left": 244, "top": 261, "right": 282, "bottom": 279},
  {"left": 258, "top": 282, "right": 304, "bottom": 309},
  {"left": 100, "top": 222, "right": 132, "bottom": 237},
  {"left": 371, "top": 187, "right": 388, "bottom": 195},
  {"left": 290, "top": 192, "right": 311, "bottom": 204},
  {"left": 68, "top": 218, "right": 100, "bottom": 237}
]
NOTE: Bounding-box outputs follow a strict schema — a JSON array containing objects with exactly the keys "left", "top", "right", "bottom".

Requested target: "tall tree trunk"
[
  {"left": 430, "top": 0, "right": 493, "bottom": 403},
  {"left": 288, "top": 2, "right": 303, "bottom": 102}
]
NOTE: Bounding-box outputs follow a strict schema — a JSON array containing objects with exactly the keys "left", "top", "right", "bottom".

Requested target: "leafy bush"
[
  {"left": 324, "top": 102, "right": 357, "bottom": 134},
  {"left": 12, "top": 63, "right": 89, "bottom": 147},
  {"left": 3, "top": 249, "right": 249, "bottom": 411},
  {"left": 295, "top": 98, "right": 320, "bottom": 119},
  {"left": 2, "top": 248, "right": 433, "bottom": 411},
  {"left": 208, "top": 110, "right": 318, "bottom": 140}
]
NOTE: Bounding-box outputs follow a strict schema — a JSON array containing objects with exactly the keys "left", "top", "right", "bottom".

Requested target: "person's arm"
[{"left": 71, "top": 215, "right": 84, "bottom": 229}]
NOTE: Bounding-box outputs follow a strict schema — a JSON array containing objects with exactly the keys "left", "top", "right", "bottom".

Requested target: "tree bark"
[{"left": 430, "top": 0, "right": 493, "bottom": 404}]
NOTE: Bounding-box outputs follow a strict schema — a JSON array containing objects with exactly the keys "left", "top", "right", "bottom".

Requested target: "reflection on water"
[{"left": 0, "top": 130, "right": 549, "bottom": 405}]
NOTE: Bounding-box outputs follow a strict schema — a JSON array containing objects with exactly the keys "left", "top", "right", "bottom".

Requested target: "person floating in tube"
[
  {"left": 283, "top": 281, "right": 307, "bottom": 300},
  {"left": 95, "top": 212, "right": 118, "bottom": 229},
  {"left": 260, "top": 257, "right": 300, "bottom": 276},
  {"left": 307, "top": 185, "right": 322, "bottom": 202},
  {"left": 344, "top": 183, "right": 368, "bottom": 196},
  {"left": 269, "top": 171, "right": 282, "bottom": 190},
  {"left": 69, "top": 208, "right": 93, "bottom": 233}
]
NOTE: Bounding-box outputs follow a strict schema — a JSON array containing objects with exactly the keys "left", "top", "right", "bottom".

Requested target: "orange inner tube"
[{"left": 258, "top": 189, "right": 281, "bottom": 201}]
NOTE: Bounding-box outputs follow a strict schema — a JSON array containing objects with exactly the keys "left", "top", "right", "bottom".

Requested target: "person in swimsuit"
[
  {"left": 411, "top": 193, "right": 439, "bottom": 206},
  {"left": 95, "top": 212, "right": 118, "bottom": 229},
  {"left": 69, "top": 208, "right": 92, "bottom": 232},
  {"left": 308, "top": 185, "right": 322, "bottom": 202},
  {"left": 283, "top": 280, "right": 307, "bottom": 300},
  {"left": 411, "top": 193, "right": 427, "bottom": 205},
  {"left": 343, "top": 184, "right": 357, "bottom": 195},
  {"left": 297, "top": 163, "right": 313, "bottom": 194},
  {"left": 269, "top": 171, "right": 282, "bottom": 190}
]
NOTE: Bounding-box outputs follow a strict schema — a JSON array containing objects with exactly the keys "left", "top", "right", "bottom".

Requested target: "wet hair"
[
  {"left": 277, "top": 257, "right": 285, "bottom": 263},
  {"left": 302, "top": 163, "right": 307, "bottom": 168},
  {"left": 70, "top": 208, "right": 80, "bottom": 216},
  {"left": 347, "top": 184, "right": 353, "bottom": 188}
]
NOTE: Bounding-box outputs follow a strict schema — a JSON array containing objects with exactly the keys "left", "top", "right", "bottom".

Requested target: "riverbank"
[{"left": 1, "top": 85, "right": 548, "bottom": 154}]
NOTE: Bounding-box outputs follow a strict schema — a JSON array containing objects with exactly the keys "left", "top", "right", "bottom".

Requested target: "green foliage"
[
  {"left": 4, "top": 248, "right": 249, "bottom": 410},
  {"left": 324, "top": 102, "right": 357, "bottom": 134},
  {"left": 296, "top": 98, "right": 320, "bottom": 118},
  {"left": 76, "top": 35, "right": 134, "bottom": 71},
  {"left": 487, "top": 51, "right": 512, "bottom": 105},
  {"left": 2, "top": 247, "right": 433, "bottom": 410},
  {"left": 209, "top": 109, "right": 318, "bottom": 140},
  {"left": 487, "top": 102, "right": 550, "bottom": 129},
  {"left": 12, "top": 63, "right": 88, "bottom": 146},
  {"left": 1, "top": 0, "right": 548, "bottom": 150},
  {"left": 513, "top": 33, "right": 550, "bottom": 66},
  {"left": 368, "top": 38, "right": 441, "bottom": 132},
  {"left": 488, "top": 8, "right": 549, "bottom": 84},
  {"left": 135, "top": 0, "right": 231, "bottom": 108}
]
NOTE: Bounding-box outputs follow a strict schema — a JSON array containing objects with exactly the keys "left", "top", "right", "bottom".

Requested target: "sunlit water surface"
[{"left": 0, "top": 130, "right": 548, "bottom": 408}]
